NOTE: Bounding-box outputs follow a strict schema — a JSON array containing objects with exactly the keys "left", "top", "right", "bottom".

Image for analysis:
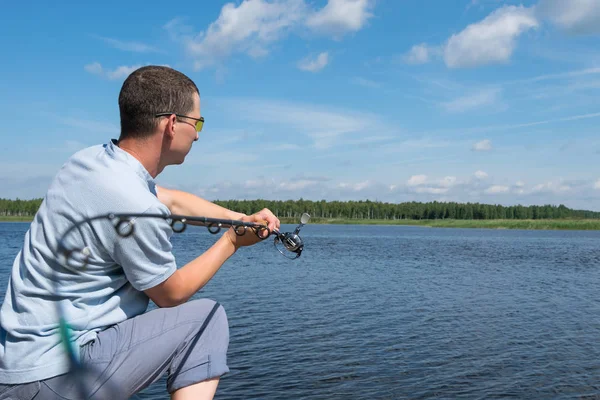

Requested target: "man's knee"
[
  {"left": 167, "top": 299, "right": 230, "bottom": 392},
  {"left": 211, "top": 303, "right": 228, "bottom": 332},
  {"left": 205, "top": 301, "right": 229, "bottom": 344},
  {"left": 182, "top": 299, "right": 229, "bottom": 342}
]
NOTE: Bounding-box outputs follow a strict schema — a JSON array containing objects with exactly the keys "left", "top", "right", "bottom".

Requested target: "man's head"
[{"left": 118, "top": 66, "right": 202, "bottom": 167}]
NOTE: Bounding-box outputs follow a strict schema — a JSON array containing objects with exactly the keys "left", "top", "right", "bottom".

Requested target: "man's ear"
[{"left": 165, "top": 115, "right": 177, "bottom": 139}]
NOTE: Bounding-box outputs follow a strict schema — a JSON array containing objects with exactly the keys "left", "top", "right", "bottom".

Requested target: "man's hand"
[
  {"left": 254, "top": 207, "right": 280, "bottom": 232},
  {"left": 225, "top": 208, "right": 280, "bottom": 250}
]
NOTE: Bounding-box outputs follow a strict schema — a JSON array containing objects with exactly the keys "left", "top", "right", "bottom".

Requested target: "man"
[{"left": 0, "top": 65, "right": 280, "bottom": 399}]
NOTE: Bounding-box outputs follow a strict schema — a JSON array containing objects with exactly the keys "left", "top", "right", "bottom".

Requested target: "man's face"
[{"left": 171, "top": 93, "right": 201, "bottom": 164}]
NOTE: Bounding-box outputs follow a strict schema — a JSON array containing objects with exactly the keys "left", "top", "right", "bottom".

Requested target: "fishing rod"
[
  {"left": 57, "top": 212, "right": 310, "bottom": 266},
  {"left": 53, "top": 211, "right": 311, "bottom": 398}
]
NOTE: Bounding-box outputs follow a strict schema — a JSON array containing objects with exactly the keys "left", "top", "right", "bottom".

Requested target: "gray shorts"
[{"left": 0, "top": 298, "right": 230, "bottom": 399}]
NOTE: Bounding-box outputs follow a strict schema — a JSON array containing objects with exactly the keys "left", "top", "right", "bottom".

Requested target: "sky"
[{"left": 1, "top": 0, "right": 600, "bottom": 211}]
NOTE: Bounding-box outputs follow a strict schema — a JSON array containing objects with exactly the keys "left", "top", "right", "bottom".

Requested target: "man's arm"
[
  {"left": 156, "top": 185, "right": 245, "bottom": 220},
  {"left": 144, "top": 211, "right": 271, "bottom": 307},
  {"left": 144, "top": 233, "right": 237, "bottom": 307}
]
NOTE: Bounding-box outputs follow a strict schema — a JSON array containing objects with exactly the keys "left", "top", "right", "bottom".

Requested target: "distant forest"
[{"left": 2, "top": 198, "right": 599, "bottom": 220}]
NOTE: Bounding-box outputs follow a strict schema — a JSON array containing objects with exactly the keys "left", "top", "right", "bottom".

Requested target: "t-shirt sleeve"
[{"left": 111, "top": 206, "right": 177, "bottom": 291}]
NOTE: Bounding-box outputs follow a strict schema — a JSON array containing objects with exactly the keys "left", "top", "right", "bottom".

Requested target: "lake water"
[{"left": 1, "top": 222, "right": 600, "bottom": 399}]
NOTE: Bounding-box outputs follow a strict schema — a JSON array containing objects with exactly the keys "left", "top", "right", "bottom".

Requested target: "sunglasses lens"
[{"left": 196, "top": 120, "right": 204, "bottom": 132}]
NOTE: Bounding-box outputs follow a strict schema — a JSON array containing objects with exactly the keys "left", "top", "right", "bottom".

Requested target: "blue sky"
[{"left": 2, "top": 0, "right": 600, "bottom": 211}]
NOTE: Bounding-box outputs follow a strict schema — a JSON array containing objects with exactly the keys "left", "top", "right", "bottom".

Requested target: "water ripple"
[{"left": 2, "top": 223, "right": 600, "bottom": 399}]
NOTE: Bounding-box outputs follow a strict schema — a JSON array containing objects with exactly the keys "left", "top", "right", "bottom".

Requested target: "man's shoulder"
[
  {"left": 51, "top": 141, "right": 164, "bottom": 214},
  {"left": 58, "top": 143, "right": 110, "bottom": 176},
  {"left": 69, "top": 143, "right": 107, "bottom": 159},
  {"left": 63, "top": 141, "right": 137, "bottom": 181}
]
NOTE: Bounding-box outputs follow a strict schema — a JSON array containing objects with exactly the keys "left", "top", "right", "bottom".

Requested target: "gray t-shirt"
[{"left": 0, "top": 140, "right": 177, "bottom": 384}]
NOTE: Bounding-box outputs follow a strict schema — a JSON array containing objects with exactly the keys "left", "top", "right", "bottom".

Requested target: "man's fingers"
[
  {"left": 258, "top": 208, "right": 280, "bottom": 231},
  {"left": 262, "top": 216, "right": 276, "bottom": 231},
  {"left": 243, "top": 208, "right": 280, "bottom": 232}
]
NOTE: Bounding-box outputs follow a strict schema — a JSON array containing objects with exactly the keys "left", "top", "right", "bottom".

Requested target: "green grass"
[
  {"left": 279, "top": 217, "right": 600, "bottom": 230},
  {"left": 0, "top": 216, "right": 33, "bottom": 222},
  {"left": 3, "top": 216, "right": 600, "bottom": 230}
]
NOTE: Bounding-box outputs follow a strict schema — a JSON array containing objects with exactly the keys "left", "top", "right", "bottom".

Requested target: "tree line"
[
  {"left": 213, "top": 199, "right": 600, "bottom": 220},
  {"left": 5, "top": 197, "right": 597, "bottom": 220},
  {"left": 0, "top": 198, "right": 42, "bottom": 216}
]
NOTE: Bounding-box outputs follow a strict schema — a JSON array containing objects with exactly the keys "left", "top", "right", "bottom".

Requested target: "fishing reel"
[{"left": 272, "top": 213, "right": 310, "bottom": 259}]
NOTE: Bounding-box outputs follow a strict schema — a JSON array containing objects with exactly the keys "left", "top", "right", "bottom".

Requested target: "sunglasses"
[{"left": 155, "top": 112, "right": 204, "bottom": 132}]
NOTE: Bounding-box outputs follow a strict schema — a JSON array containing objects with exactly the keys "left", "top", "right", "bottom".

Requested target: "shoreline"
[
  {"left": 279, "top": 218, "right": 600, "bottom": 230},
  {"left": 0, "top": 218, "right": 33, "bottom": 223},
  {"left": 3, "top": 217, "right": 600, "bottom": 230}
]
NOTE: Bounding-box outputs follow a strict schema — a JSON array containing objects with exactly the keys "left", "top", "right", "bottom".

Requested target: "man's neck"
[{"left": 116, "top": 136, "right": 163, "bottom": 178}]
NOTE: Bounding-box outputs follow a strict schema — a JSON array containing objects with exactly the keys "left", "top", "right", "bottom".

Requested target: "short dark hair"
[{"left": 118, "top": 66, "right": 199, "bottom": 139}]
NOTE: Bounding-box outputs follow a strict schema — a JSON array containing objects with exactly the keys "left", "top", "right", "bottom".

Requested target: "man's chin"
[{"left": 174, "top": 153, "right": 188, "bottom": 165}]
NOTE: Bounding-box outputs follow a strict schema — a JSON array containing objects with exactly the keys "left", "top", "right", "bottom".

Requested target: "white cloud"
[
  {"left": 279, "top": 178, "right": 325, "bottom": 191},
  {"left": 379, "top": 138, "right": 457, "bottom": 155},
  {"left": 531, "top": 181, "right": 572, "bottom": 194},
  {"left": 194, "top": 176, "right": 391, "bottom": 201},
  {"left": 441, "top": 88, "right": 501, "bottom": 113},
  {"left": 298, "top": 52, "right": 330, "bottom": 72},
  {"left": 485, "top": 185, "right": 509, "bottom": 194},
  {"left": 93, "top": 35, "right": 161, "bottom": 53},
  {"left": 219, "top": 97, "right": 393, "bottom": 149},
  {"left": 407, "top": 175, "right": 428, "bottom": 186},
  {"left": 107, "top": 65, "right": 143, "bottom": 80},
  {"left": 351, "top": 77, "right": 381, "bottom": 88},
  {"left": 306, "top": 0, "right": 374, "bottom": 38},
  {"left": 536, "top": 0, "right": 600, "bottom": 35},
  {"left": 84, "top": 62, "right": 142, "bottom": 80},
  {"left": 186, "top": 150, "right": 260, "bottom": 166},
  {"left": 402, "top": 43, "right": 440, "bottom": 64},
  {"left": 513, "top": 180, "right": 526, "bottom": 194},
  {"left": 472, "top": 139, "right": 493, "bottom": 151},
  {"left": 475, "top": 170, "right": 488, "bottom": 179},
  {"left": 508, "top": 67, "right": 600, "bottom": 85},
  {"left": 440, "top": 176, "right": 457, "bottom": 187},
  {"left": 267, "top": 143, "right": 302, "bottom": 151},
  {"left": 415, "top": 187, "right": 448, "bottom": 194},
  {"left": 429, "top": 112, "right": 600, "bottom": 138},
  {"left": 170, "top": 0, "right": 373, "bottom": 70},
  {"left": 467, "top": 0, "right": 505, "bottom": 11},
  {"left": 346, "top": 135, "right": 393, "bottom": 145},
  {"left": 405, "top": 175, "right": 458, "bottom": 195},
  {"left": 337, "top": 180, "right": 373, "bottom": 191},
  {"left": 11, "top": 155, "right": 600, "bottom": 210},
  {"left": 400, "top": 2, "right": 599, "bottom": 71},
  {"left": 84, "top": 62, "right": 103, "bottom": 75},
  {"left": 182, "top": 0, "right": 307, "bottom": 70},
  {"left": 444, "top": 5, "right": 538, "bottom": 68}
]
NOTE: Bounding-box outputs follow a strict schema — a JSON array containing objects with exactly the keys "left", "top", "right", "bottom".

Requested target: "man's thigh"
[
  {"left": 41, "top": 298, "right": 230, "bottom": 399},
  {"left": 0, "top": 382, "right": 40, "bottom": 400}
]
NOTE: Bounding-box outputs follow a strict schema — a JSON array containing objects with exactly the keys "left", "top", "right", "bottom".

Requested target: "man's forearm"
[
  {"left": 175, "top": 235, "right": 237, "bottom": 303},
  {"left": 145, "top": 234, "right": 237, "bottom": 307},
  {"left": 156, "top": 186, "right": 245, "bottom": 220}
]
